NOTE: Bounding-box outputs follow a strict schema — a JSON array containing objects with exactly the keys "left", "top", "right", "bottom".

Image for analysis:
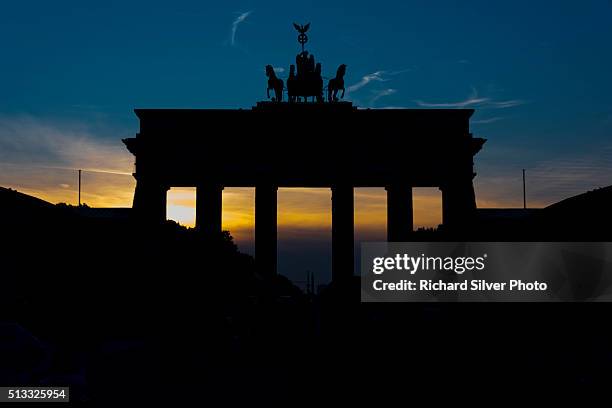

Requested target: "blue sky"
[
  {"left": 1, "top": 1, "right": 612, "bottom": 284},
  {"left": 2, "top": 1, "right": 611, "bottom": 180}
]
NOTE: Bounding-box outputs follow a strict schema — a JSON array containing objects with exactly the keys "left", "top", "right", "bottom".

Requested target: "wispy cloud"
[
  {"left": 475, "top": 144, "right": 612, "bottom": 208},
  {"left": 472, "top": 116, "right": 505, "bottom": 124},
  {"left": 415, "top": 97, "right": 488, "bottom": 108},
  {"left": 0, "top": 115, "right": 135, "bottom": 206},
  {"left": 347, "top": 71, "right": 388, "bottom": 93},
  {"left": 346, "top": 69, "right": 411, "bottom": 94},
  {"left": 0, "top": 115, "right": 133, "bottom": 173},
  {"left": 230, "top": 11, "right": 252, "bottom": 46},
  {"left": 415, "top": 88, "right": 526, "bottom": 110},
  {"left": 525, "top": 147, "right": 612, "bottom": 204},
  {"left": 488, "top": 100, "right": 524, "bottom": 109},
  {"left": 370, "top": 88, "right": 397, "bottom": 105}
]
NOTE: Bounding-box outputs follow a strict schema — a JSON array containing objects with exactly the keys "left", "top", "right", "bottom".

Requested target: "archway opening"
[
  {"left": 277, "top": 188, "right": 332, "bottom": 290},
  {"left": 412, "top": 187, "right": 442, "bottom": 231},
  {"left": 222, "top": 187, "right": 255, "bottom": 255},
  {"left": 166, "top": 187, "right": 196, "bottom": 228}
]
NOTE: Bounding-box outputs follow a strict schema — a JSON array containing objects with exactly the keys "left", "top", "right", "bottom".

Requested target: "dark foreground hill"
[
  {"left": 544, "top": 185, "right": 612, "bottom": 238},
  {"left": 2, "top": 187, "right": 612, "bottom": 403},
  {"left": 464, "top": 185, "right": 612, "bottom": 241},
  {"left": 1, "top": 188, "right": 310, "bottom": 404}
]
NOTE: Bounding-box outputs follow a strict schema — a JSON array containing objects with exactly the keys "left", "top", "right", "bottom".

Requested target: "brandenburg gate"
[
  {"left": 123, "top": 102, "right": 485, "bottom": 284},
  {"left": 122, "top": 23, "right": 485, "bottom": 285}
]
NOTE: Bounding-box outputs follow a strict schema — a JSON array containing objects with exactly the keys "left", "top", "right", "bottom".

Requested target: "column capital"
[
  {"left": 385, "top": 185, "right": 412, "bottom": 191},
  {"left": 256, "top": 184, "right": 278, "bottom": 190},
  {"left": 197, "top": 183, "right": 224, "bottom": 190},
  {"left": 330, "top": 185, "right": 354, "bottom": 202},
  {"left": 387, "top": 185, "right": 413, "bottom": 241}
]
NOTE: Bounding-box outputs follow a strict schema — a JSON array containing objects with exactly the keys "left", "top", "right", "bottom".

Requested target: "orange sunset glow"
[
  {"left": 166, "top": 186, "right": 445, "bottom": 249},
  {"left": 1, "top": 161, "right": 558, "bottom": 253},
  {"left": 0, "top": 163, "right": 453, "bottom": 253}
]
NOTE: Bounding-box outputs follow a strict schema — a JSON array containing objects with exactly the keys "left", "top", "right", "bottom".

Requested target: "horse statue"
[
  {"left": 265, "top": 65, "right": 284, "bottom": 102},
  {"left": 327, "top": 64, "right": 347, "bottom": 102}
]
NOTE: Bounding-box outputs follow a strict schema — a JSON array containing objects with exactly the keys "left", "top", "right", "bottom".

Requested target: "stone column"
[
  {"left": 133, "top": 179, "right": 168, "bottom": 223},
  {"left": 386, "top": 185, "right": 413, "bottom": 241},
  {"left": 440, "top": 180, "right": 476, "bottom": 229},
  {"left": 196, "top": 184, "right": 224, "bottom": 235},
  {"left": 441, "top": 186, "right": 453, "bottom": 227},
  {"left": 331, "top": 185, "right": 354, "bottom": 285},
  {"left": 255, "top": 184, "right": 278, "bottom": 276}
]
